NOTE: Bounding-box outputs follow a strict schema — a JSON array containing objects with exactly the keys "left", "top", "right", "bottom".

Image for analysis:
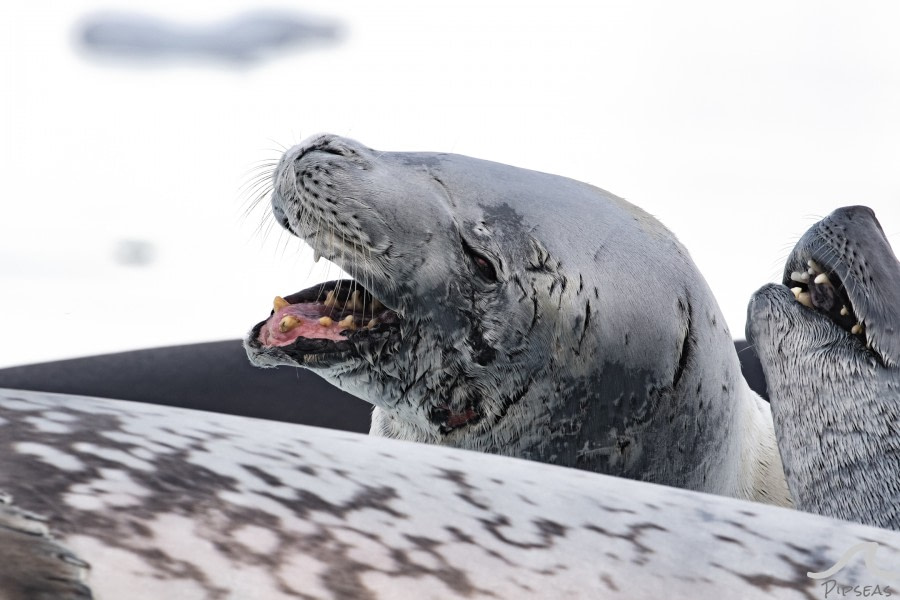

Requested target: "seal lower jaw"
[{"left": 244, "top": 278, "right": 401, "bottom": 368}]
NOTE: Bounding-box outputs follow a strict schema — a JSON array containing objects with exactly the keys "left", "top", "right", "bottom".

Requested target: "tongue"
[{"left": 258, "top": 300, "right": 355, "bottom": 347}]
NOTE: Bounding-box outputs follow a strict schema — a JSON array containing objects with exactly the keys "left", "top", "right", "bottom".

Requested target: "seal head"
[
  {"left": 246, "top": 134, "right": 789, "bottom": 504},
  {"left": 747, "top": 205, "right": 900, "bottom": 529}
]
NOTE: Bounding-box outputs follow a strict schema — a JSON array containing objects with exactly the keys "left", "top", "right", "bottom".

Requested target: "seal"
[
  {"left": 244, "top": 133, "right": 791, "bottom": 506},
  {"left": 0, "top": 491, "right": 92, "bottom": 599},
  {"left": 747, "top": 205, "right": 900, "bottom": 530},
  {"left": 3, "top": 388, "right": 900, "bottom": 599}
]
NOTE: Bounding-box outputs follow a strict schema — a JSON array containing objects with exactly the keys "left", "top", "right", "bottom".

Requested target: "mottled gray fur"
[
  {"left": 0, "top": 493, "right": 91, "bottom": 599},
  {"left": 245, "top": 134, "right": 789, "bottom": 505},
  {"left": 748, "top": 206, "right": 900, "bottom": 530},
  {"left": 3, "top": 389, "right": 900, "bottom": 599}
]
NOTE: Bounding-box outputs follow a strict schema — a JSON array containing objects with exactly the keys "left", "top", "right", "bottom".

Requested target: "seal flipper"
[{"left": 0, "top": 492, "right": 93, "bottom": 599}]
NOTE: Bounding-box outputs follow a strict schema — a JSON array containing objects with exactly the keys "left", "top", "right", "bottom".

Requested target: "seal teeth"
[
  {"left": 813, "top": 273, "right": 831, "bottom": 286},
  {"left": 348, "top": 290, "right": 364, "bottom": 312},
  {"left": 318, "top": 316, "right": 333, "bottom": 327},
  {"left": 339, "top": 315, "right": 355, "bottom": 330},
  {"left": 367, "top": 318, "right": 379, "bottom": 329},
  {"left": 279, "top": 316, "right": 302, "bottom": 333},
  {"left": 790, "top": 271, "right": 810, "bottom": 283},
  {"left": 324, "top": 290, "right": 341, "bottom": 309},
  {"left": 791, "top": 286, "right": 814, "bottom": 309},
  {"left": 851, "top": 323, "right": 864, "bottom": 335},
  {"left": 808, "top": 259, "right": 823, "bottom": 274},
  {"left": 274, "top": 296, "right": 290, "bottom": 311},
  {"left": 840, "top": 305, "right": 849, "bottom": 316}
]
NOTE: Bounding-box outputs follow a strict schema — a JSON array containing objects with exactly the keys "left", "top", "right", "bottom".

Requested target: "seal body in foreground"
[
  {"left": 3, "top": 388, "right": 900, "bottom": 599},
  {"left": 747, "top": 206, "right": 900, "bottom": 530},
  {"left": 245, "top": 134, "right": 790, "bottom": 506}
]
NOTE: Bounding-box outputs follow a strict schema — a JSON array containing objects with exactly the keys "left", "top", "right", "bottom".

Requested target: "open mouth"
[
  {"left": 250, "top": 279, "right": 401, "bottom": 358},
  {"left": 785, "top": 258, "right": 866, "bottom": 342}
]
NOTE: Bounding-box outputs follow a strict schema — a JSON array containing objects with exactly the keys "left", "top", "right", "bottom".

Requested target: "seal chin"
[{"left": 244, "top": 278, "right": 402, "bottom": 369}]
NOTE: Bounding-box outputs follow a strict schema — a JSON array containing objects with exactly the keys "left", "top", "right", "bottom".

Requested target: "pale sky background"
[{"left": 2, "top": 0, "right": 899, "bottom": 367}]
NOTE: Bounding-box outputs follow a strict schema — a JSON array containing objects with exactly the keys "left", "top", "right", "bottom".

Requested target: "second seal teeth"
[
  {"left": 807, "top": 259, "right": 823, "bottom": 274},
  {"left": 791, "top": 287, "right": 814, "bottom": 308},
  {"left": 791, "top": 271, "right": 810, "bottom": 283}
]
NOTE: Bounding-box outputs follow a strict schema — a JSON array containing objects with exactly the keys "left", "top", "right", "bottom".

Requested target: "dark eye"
[
  {"left": 472, "top": 253, "right": 497, "bottom": 280},
  {"left": 461, "top": 238, "right": 498, "bottom": 282}
]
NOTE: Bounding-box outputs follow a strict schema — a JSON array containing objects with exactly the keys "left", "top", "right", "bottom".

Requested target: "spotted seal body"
[
  {"left": 3, "top": 388, "right": 900, "bottom": 598},
  {"left": 245, "top": 134, "right": 790, "bottom": 506},
  {"left": 747, "top": 206, "right": 900, "bottom": 530},
  {"left": 0, "top": 493, "right": 91, "bottom": 599}
]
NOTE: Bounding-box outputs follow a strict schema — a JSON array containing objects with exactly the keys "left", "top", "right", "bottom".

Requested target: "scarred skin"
[
  {"left": 748, "top": 205, "right": 900, "bottom": 530},
  {"left": 246, "top": 133, "right": 791, "bottom": 506}
]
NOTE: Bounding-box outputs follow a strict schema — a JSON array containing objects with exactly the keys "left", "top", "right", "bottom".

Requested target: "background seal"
[{"left": 748, "top": 205, "right": 900, "bottom": 530}]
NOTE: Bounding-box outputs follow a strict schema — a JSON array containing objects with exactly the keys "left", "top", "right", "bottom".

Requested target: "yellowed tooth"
[
  {"left": 349, "top": 290, "right": 363, "bottom": 312},
  {"left": 790, "top": 271, "right": 810, "bottom": 283},
  {"left": 339, "top": 315, "right": 355, "bottom": 330},
  {"left": 319, "top": 316, "right": 333, "bottom": 327},
  {"left": 324, "top": 290, "right": 340, "bottom": 309},
  {"left": 279, "top": 316, "right": 301, "bottom": 333},
  {"left": 274, "top": 296, "right": 290, "bottom": 311},
  {"left": 367, "top": 318, "right": 379, "bottom": 329},
  {"left": 808, "top": 259, "right": 823, "bottom": 273},
  {"left": 791, "top": 287, "right": 803, "bottom": 298},
  {"left": 813, "top": 273, "right": 830, "bottom": 285},
  {"left": 840, "top": 305, "right": 849, "bottom": 316},
  {"left": 796, "top": 292, "right": 813, "bottom": 308},
  {"left": 851, "top": 323, "right": 863, "bottom": 335}
]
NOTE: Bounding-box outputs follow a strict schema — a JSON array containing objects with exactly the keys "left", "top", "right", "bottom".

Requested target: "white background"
[{"left": 2, "top": 1, "right": 899, "bottom": 367}]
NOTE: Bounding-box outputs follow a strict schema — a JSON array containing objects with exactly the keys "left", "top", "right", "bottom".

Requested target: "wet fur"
[{"left": 3, "top": 389, "right": 900, "bottom": 598}]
